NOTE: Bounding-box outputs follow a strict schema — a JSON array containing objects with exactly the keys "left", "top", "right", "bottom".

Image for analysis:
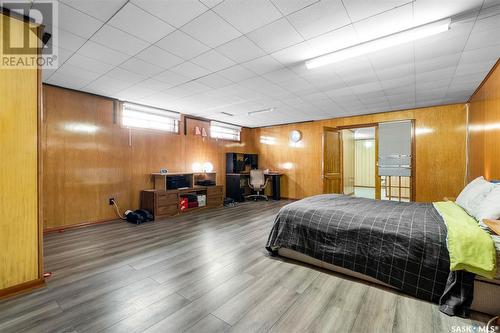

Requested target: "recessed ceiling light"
[
  {"left": 247, "top": 107, "right": 275, "bottom": 116},
  {"left": 305, "top": 18, "right": 451, "bottom": 69}
]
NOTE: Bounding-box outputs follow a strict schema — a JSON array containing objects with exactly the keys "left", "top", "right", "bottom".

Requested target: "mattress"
[{"left": 266, "top": 194, "right": 478, "bottom": 317}]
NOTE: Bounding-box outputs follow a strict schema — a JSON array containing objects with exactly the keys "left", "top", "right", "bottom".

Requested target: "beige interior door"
[
  {"left": 342, "top": 130, "right": 355, "bottom": 195},
  {"left": 323, "top": 127, "right": 342, "bottom": 194}
]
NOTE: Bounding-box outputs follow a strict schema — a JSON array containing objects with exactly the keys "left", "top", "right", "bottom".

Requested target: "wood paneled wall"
[
  {"left": 468, "top": 60, "right": 500, "bottom": 182},
  {"left": 0, "top": 13, "right": 43, "bottom": 293},
  {"left": 42, "top": 85, "right": 256, "bottom": 230},
  {"left": 254, "top": 104, "right": 467, "bottom": 202}
]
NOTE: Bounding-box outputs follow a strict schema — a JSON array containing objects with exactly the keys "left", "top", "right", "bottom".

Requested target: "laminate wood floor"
[{"left": 0, "top": 201, "right": 490, "bottom": 333}]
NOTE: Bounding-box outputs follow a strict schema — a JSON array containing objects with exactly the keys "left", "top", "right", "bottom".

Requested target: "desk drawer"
[
  {"left": 156, "top": 192, "right": 178, "bottom": 205},
  {"left": 156, "top": 204, "right": 178, "bottom": 217},
  {"left": 207, "top": 186, "right": 223, "bottom": 195}
]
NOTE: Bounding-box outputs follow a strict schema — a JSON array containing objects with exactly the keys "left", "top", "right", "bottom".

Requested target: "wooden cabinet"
[{"left": 141, "top": 185, "right": 223, "bottom": 219}]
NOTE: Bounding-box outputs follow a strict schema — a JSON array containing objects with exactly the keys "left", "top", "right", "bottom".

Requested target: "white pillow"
[
  {"left": 455, "top": 176, "right": 494, "bottom": 217},
  {"left": 476, "top": 185, "right": 500, "bottom": 222}
]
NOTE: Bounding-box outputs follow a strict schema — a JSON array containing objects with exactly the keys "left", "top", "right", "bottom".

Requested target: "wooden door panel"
[{"left": 323, "top": 128, "right": 342, "bottom": 194}]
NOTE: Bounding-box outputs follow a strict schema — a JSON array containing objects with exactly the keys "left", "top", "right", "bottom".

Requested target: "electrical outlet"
[{"left": 109, "top": 197, "right": 115, "bottom": 205}]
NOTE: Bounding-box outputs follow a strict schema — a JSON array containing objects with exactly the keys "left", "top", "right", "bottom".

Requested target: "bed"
[{"left": 266, "top": 194, "right": 500, "bottom": 316}]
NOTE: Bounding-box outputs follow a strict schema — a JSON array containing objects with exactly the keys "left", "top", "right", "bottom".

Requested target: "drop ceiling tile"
[
  {"left": 218, "top": 65, "right": 256, "bottom": 82},
  {"left": 65, "top": 53, "right": 115, "bottom": 74},
  {"left": 155, "top": 30, "right": 210, "bottom": 60},
  {"left": 170, "top": 61, "right": 211, "bottom": 80},
  {"left": 195, "top": 73, "right": 233, "bottom": 89},
  {"left": 353, "top": 3, "right": 413, "bottom": 42},
  {"left": 190, "top": 50, "right": 236, "bottom": 72},
  {"left": 46, "top": 63, "right": 102, "bottom": 89},
  {"left": 242, "top": 55, "right": 284, "bottom": 75},
  {"left": 78, "top": 41, "right": 130, "bottom": 66},
  {"left": 213, "top": 0, "right": 282, "bottom": 34},
  {"left": 83, "top": 75, "right": 134, "bottom": 96},
  {"left": 454, "top": 60, "right": 496, "bottom": 77},
  {"left": 108, "top": 3, "right": 175, "bottom": 43},
  {"left": 460, "top": 44, "right": 500, "bottom": 64},
  {"left": 181, "top": 11, "right": 241, "bottom": 47},
  {"left": 416, "top": 78, "right": 451, "bottom": 91},
  {"left": 307, "top": 25, "right": 359, "bottom": 55},
  {"left": 414, "top": 53, "right": 461, "bottom": 73},
  {"left": 287, "top": 0, "right": 350, "bottom": 39},
  {"left": 119, "top": 57, "right": 166, "bottom": 77},
  {"left": 55, "top": 2, "right": 103, "bottom": 38},
  {"left": 376, "top": 63, "right": 414, "bottom": 81},
  {"left": 152, "top": 70, "right": 191, "bottom": 87},
  {"left": 216, "top": 36, "right": 266, "bottom": 63},
  {"left": 52, "top": 29, "right": 87, "bottom": 52},
  {"left": 107, "top": 67, "right": 148, "bottom": 85},
  {"left": 131, "top": 0, "right": 208, "bottom": 28},
  {"left": 60, "top": 0, "right": 128, "bottom": 22},
  {"left": 270, "top": 42, "right": 315, "bottom": 65},
  {"left": 91, "top": 25, "right": 150, "bottom": 56},
  {"left": 413, "top": 0, "right": 483, "bottom": 26},
  {"left": 247, "top": 18, "right": 303, "bottom": 53},
  {"left": 368, "top": 44, "right": 414, "bottom": 69},
  {"left": 199, "top": 0, "right": 223, "bottom": 8},
  {"left": 342, "top": 0, "right": 409, "bottom": 22},
  {"left": 271, "top": 0, "right": 319, "bottom": 15},
  {"left": 414, "top": 36, "right": 468, "bottom": 62},
  {"left": 135, "top": 46, "right": 184, "bottom": 69},
  {"left": 416, "top": 66, "right": 456, "bottom": 83},
  {"left": 465, "top": 27, "right": 500, "bottom": 51}
]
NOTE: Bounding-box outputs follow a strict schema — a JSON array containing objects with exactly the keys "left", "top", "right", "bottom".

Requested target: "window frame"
[
  {"left": 210, "top": 121, "right": 242, "bottom": 142},
  {"left": 121, "top": 102, "right": 181, "bottom": 135}
]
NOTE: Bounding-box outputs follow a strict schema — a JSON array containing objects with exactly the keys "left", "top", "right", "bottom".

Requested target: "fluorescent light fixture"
[
  {"left": 305, "top": 18, "right": 451, "bottom": 69},
  {"left": 247, "top": 107, "right": 275, "bottom": 116},
  {"left": 220, "top": 111, "right": 234, "bottom": 116}
]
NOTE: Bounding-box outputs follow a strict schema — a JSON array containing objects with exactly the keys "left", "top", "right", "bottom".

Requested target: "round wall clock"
[{"left": 289, "top": 130, "right": 302, "bottom": 143}]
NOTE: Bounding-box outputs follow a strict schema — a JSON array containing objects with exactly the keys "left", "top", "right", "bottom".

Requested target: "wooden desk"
[{"left": 226, "top": 172, "right": 283, "bottom": 201}]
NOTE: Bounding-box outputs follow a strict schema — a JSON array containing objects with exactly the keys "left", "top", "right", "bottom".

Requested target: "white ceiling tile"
[
  {"left": 65, "top": 53, "right": 115, "bottom": 74},
  {"left": 46, "top": 63, "right": 102, "bottom": 89},
  {"left": 271, "top": 42, "right": 315, "bottom": 65},
  {"left": 460, "top": 44, "right": 500, "bottom": 64},
  {"left": 242, "top": 55, "right": 284, "bottom": 75},
  {"left": 307, "top": 25, "right": 359, "bottom": 55},
  {"left": 287, "top": 0, "right": 350, "bottom": 39},
  {"left": 52, "top": 29, "right": 87, "bottom": 53},
  {"left": 190, "top": 50, "right": 236, "bottom": 72},
  {"left": 416, "top": 67, "right": 456, "bottom": 82},
  {"left": 83, "top": 75, "right": 133, "bottom": 96},
  {"left": 414, "top": 53, "right": 461, "bottom": 73},
  {"left": 199, "top": 0, "right": 223, "bottom": 8},
  {"left": 454, "top": 61, "right": 496, "bottom": 77},
  {"left": 131, "top": 0, "right": 208, "bottom": 28},
  {"left": 152, "top": 70, "right": 191, "bottom": 87},
  {"left": 214, "top": 0, "right": 282, "bottom": 34},
  {"left": 77, "top": 41, "right": 130, "bottom": 66},
  {"left": 60, "top": 0, "right": 128, "bottom": 22},
  {"left": 343, "top": 0, "right": 410, "bottom": 22},
  {"left": 119, "top": 57, "right": 166, "bottom": 77},
  {"left": 216, "top": 36, "right": 266, "bottom": 63},
  {"left": 55, "top": 2, "right": 103, "bottom": 38},
  {"left": 353, "top": 3, "right": 413, "bottom": 42},
  {"left": 218, "top": 65, "right": 256, "bottom": 82},
  {"left": 247, "top": 18, "right": 303, "bottom": 53},
  {"left": 181, "top": 11, "right": 241, "bottom": 47},
  {"left": 108, "top": 3, "right": 175, "bottom": 43},
  {"left": 271, "top": 0, "right": 319, "bottom": 15},
  {"left": 91, "top": 25, "right": 150, "bottom": 56},
  {"left": 155, "top": 30, "right": 210, "bottom": 60},
  {"left": 107, "top": 67, "right": 148, "bottom": 85},
  {"left": 195, "top": 73, "right": 233, "bottom": 89},
  {"left": 170, "top": 61, "right": 211, "bottom": 80},
  {"left": 135, "top": 45, "right": 184, "bottom": 69},
  {"left": 413, "top": 0, "right": 483, "bottom": 26}
]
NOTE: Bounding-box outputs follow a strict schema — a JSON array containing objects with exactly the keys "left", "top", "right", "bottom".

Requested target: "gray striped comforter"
[{"left": 266, "top": 194, "right": 475, "bottom": 317}]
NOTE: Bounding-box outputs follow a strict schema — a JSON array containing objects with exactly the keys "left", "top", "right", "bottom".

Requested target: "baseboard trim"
[
  {"left": 44, "top": 218, "right": 118, "bottom": 234},
  {"left": 0, "top": 278, "right": 45, "bottom": 300}
]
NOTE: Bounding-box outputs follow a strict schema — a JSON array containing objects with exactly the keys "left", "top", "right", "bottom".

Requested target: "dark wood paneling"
[
  {"left": 468, "top": 59, "right": 500, "bottom": 181},
  {"left": 42, "top": 85, "right": 256, "bottom": 230}
]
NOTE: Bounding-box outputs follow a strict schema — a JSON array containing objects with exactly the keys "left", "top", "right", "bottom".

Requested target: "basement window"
[
  {"left": 210, "top": 121, "right": 241, "bottom": 141},
  {"left": 122, "top": 103, "right": 180, "bottom": 133}
]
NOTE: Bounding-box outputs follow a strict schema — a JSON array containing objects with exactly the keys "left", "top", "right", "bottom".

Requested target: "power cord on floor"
[{"left": 111, "top": 199, "right": 127, "bottom": 220}]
